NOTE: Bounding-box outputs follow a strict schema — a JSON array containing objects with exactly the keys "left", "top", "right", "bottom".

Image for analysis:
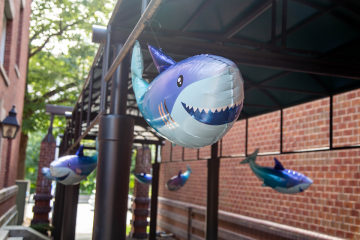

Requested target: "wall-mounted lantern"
[{"left": 1, "top": 105, "right": 20, "bottom": 139}]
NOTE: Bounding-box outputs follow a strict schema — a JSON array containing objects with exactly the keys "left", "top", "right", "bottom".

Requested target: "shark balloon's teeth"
[{"left": 181, "top": 100, "right": 243, "bottom": 125}]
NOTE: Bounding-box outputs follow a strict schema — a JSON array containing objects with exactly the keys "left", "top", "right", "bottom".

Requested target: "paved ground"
[{"left": 24, "top": 202, "right": 132, "bottom": 240}]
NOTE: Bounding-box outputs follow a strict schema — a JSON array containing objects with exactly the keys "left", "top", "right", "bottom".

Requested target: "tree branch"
[
  {"left": 40, "top": 82, "right": 77, "bottom": 100},
  {"left": 28, "top": 15, "right": 89, "bottom": 59}
]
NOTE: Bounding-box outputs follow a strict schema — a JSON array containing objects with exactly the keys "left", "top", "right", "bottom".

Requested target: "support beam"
[
  {"left": 182, "top": 0, "right": 212, "bottom": 31},
  {"left": 132, "top": 35, "right": 360, "bottom": 80},
  {"left": 245, "top": 83, "right": 328, "bottom": 96},
  {"left": 61, "top": 184, "right": 80, "bottom": 240},
  {"left": 149, "top": 145, "right": 160, "bottom": 240},
  {"left": 281, "top": 0, "right": 287, "bottom": 46},
  {"left": 224, "top": 0, "right": 274, "bottom": 38},
  {"left": 206, "top": 142, "right": 219, "bottom": 240},
  {"left": 271, "top": 0, "right": 276, "bottom": 45},
  {"left": 275, "top": 0, "right": 350, "bottom": 42}
]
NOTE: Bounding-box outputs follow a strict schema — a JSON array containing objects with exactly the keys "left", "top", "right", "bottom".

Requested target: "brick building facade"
[
  {"left": 158, "top": 88, "right": 360, "bottom": 240},
  {"left": 0, "top": 0, "right": 31, "bottom": 226}
]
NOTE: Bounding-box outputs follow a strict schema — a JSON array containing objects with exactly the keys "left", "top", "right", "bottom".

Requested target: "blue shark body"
[
  {"left": 131, "top": 41, "right": 244, "bottom": 149},
  {"left": 133, "top": 172, "right": 152, "bottom": 185},
  {"left": 42, "top": 167, "right": 55, "bottom": 181},
  {"left": 50, "top": 145, "right": 97, "bottom": 185},
  {"left": 166, "top": 165, "right": 192, "bottom": 191},
  {"left": 240, "top": 149, "right": 313, "bottom": 194}
]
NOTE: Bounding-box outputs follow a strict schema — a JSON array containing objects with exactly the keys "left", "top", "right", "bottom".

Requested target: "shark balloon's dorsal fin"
[
  {"left": 76, "top": 145, "right": 84, "bottom": 157},
  {"left": 187, "top": 164, "right": 193, "bottom": 173},
  {"left": 143, "top": 172, "right": 147, "bottom": 176},
  {"left": 148, "top": 44, "right": 176, "bottom": 74},
  {"left": 131, "top": 41, "right": 149, "bottom": 106},
  {"left": 274, "top": 158, "right": 285, "bottom": 170},
  {"left": 178, "top": 170, "right": 182, "bottom": 177}
]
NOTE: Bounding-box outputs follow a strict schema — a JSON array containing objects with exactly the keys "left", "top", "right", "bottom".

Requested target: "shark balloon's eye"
[
  {"left": 177, "top": 75, "right": 183, "bottom": 87},
  {"left": 68, "top": 163, "right": 71, "bottom": 167}
]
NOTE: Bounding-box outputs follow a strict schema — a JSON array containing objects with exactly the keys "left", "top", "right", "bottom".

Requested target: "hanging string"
[{"left": 148, "top": 19, "right": 162, "bottom": 49}]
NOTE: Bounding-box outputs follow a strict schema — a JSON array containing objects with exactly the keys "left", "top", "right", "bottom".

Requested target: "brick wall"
[
  {"left": 333, "top": 89, "right": 360, "bottom": 147},
  {"left": 159, "top": 89, "right": 360, "bottom": 240},
  {"left": 0, "top": 0, "right": 31, "bottom": 221},
  {"left": 248, "top": 111, "right": 280, "bottom": 154},
  {"left": 283, "top": 98, "right": 330, "bottom": 152}
]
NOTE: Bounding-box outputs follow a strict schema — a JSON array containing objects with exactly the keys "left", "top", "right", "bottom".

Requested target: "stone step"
[{"left": 7, "top": 238, "right": 23, "bottom": 240}]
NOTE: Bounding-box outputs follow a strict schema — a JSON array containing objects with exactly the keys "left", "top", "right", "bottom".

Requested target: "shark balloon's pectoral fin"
[
  {"left": 76, "top": 145, "right": 84, "bottom": 157},
  {"left": 148, "top": 44, "right": 176, "bottom": 74},
  {"left": 131, "top": 41, "right": 149, "bottom": 105},
  {"left": 131, "top": 41, "right": 144, "bottom": 78},
  {"left": 178, "top": 170, "right": 182, "bottom": 178},
  {"left": 172, "top": 143, "right": 176, "bottom": 147},
  {"left": 261, "top": 183, "right": 268, "bottom": 187},
  {"left": 273, "top": 158, "right": 285, "bottom": 171}
]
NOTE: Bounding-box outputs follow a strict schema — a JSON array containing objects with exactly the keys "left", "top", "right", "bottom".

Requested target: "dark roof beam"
[
  {"left": 275, "top": 0, "right": 350, "bottom": 42},
  {"left": 224, "top": 0, "right": 274, "bottom": 39},
  {"left": 291, "top": 0, "right": 360, "bottom": 32},
  {"left": 245, "top": 83, "right": 328, "bottom": 96},
  {"left": 181, "top": 0, "right": 212, "bottom": 31}
]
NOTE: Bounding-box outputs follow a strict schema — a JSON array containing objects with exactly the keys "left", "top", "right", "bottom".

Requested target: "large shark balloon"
[
  {"left": 166, "top": 165, "right": 192, "bottom": 191},
  {"left": 131, "top": 41, "right": 244, "bottom": 149},
  {"left": 240, "top": 149, "right": 313, "bottom": 194},
  {"left": 133, "top": 171, "right": 152, "bottom": 185},
  {"left": 50, "top": 145, "right": 98, "bottom": 185},
  {"left": 42, "top": 167, "right": 55, "bottom": 181}
]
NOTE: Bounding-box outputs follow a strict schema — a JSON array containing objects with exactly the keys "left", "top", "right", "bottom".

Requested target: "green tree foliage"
[{"left": 21, "top": 0, "right": 114, "bottom": 190}]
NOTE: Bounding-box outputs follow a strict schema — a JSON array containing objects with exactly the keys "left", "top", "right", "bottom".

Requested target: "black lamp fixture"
[{"left": 1, "top": 105, "right": 20, "bottom": 139}]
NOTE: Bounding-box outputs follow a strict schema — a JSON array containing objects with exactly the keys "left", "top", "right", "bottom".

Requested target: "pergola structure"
[{"left": 52, "top": 0, "right": 360, "bottom": 239}]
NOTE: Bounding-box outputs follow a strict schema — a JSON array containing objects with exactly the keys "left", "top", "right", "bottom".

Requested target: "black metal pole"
[
  {"left": 330, "top": 95, "right": 333, "bottom": 149},
  {"left": 87, "top": 68, "right": 94, "bottom": 127},
  {"left": 187, "top": 207, "right": 192, "bottom": 240},
  {"left": 92, "top": 40, "right": 135, "bottom": 240},
  {"left": 205, "top": 141, "right": 219, "bottom": 240},
  {"left": 52, "top": 183, "right": 65, "bottom": 240},
  {"left": 61, "top": 184, "right": 80, "bottom": 240},
  {"left": 281, "top": 0, "right": 287, "bottom": 47},
  {"left": 149, "top": 145, "right": 160, "bottom": 240},
  {"left": 245, "top": 118, "right": 248, "bottom": 156},
  {"left": 280, "top": 109, "right": 283, "bottom": 153},
  {"left": 271, "top": 0, "right": 276, "bottom": 45}
]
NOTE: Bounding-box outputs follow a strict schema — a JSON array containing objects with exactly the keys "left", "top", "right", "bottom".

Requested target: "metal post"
[
  {"left": 141, "top": 0, "right": 149, "bottom": 15},
  {"left": 330, "top": 95, "right": 333, "bottom": 149},
  {"left": 79, "top": 91, "right": 85, "bottom": 136},
  {"left": 149, "top": 145, "right": 160, "bottom": 240},
  {"left": 205, "top": 142, "right": 219, "bottom": 240},
  {"left": 245, "top": 118, "right": 248, "bottom": 156},
  {"left": 187, "top": 207, "right": 193, "bottom": 240},
  {"left": 280, "top": 109, "right": 283, "bottom": 153},
  {"left": 271, "top": 0, "right": 276, "bottom": 45},
  {"left": 281, "top": 0, "right": 287, "bottom": 46},
  {"left": 110, "top": 44, "right": 130, "bottom": 115},
  {"left": 92, "top": 37, "right": 135, "bottom": 240},
  {"left": 61, "top": 184, "right": 80, "bottom": 240},
  {"left": 87, "top": 68, "right": 94, "bottom": 127},
  {"left": 52, "top": 183, "right": 66, "bottom": 240},
  {"left": 100, "top": 26, "right": 111, "bottom": 113}
]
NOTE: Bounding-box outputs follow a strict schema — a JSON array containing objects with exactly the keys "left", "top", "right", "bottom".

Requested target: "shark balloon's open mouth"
[
  {"left": 54, "top": 172, "right": 70, "bottom": 181},
  {"left": 182, "top": 100, "right": 243, "bottom": 125}
]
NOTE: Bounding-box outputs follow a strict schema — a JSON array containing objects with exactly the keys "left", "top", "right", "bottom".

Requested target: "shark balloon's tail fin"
[
  {"left": 239, "top": 149, "right": 259, "bottom": 164},
  {"left": 187, "top": 164, "right": 193, "bottom": 173},
  {"left": 131, "top": 41, "right": 149, "bottom": 106}
]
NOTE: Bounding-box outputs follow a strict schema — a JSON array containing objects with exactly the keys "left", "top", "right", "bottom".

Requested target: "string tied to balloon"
[{"left": 148, "top": 19, "right": 162, "bottom": 49}]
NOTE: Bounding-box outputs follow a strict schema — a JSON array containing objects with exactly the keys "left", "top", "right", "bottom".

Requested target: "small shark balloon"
[
  {"left": 240, "top": 149, "right": 313, "bottom": 194},
  {"left": 50, "top": 145, "right": 98, "bottom": 185},
  {"left": 166, "top": 165, "right": 192, "bottom": 191},
  {"left": 42, "top": 167, "right": 55, "bottom": 181},
  {"left": 131, "top": 41, "right": 244, "bottom": 149},
  {"left": 133, "top": 171, "right": 152, "bottom": 185}
]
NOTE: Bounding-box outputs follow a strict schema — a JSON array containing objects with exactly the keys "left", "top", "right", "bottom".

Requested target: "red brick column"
[
  {"left": 31, "top": 132, "right": 56, "bottom": 225},
  {"left": 130, "top": 147, "right": 151, "bottom": 239}
]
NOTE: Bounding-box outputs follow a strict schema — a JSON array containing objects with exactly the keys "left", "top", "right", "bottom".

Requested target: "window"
[{"left": 0, "top": 15, "right": 7, "bottom": 65}]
